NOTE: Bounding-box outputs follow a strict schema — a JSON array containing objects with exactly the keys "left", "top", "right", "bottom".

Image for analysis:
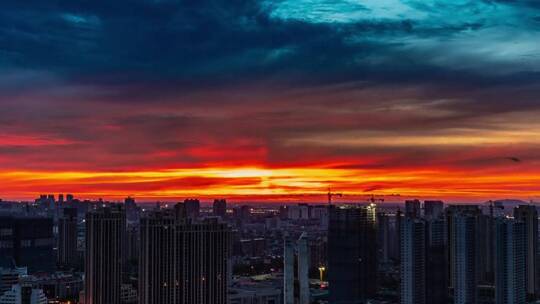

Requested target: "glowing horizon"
[
  {"left": 1, "top": 164, "right": 539, "bottom": 203},
  {"left": 1, "top": 0, "right": 540, "bottom": 203}
]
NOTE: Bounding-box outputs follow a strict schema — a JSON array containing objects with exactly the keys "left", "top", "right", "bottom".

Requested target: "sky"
[{"left": 1, "top": 0, "right": 540, "bottom": 202}]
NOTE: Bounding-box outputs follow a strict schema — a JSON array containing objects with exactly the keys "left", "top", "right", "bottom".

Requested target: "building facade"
[
  {"left": 495, "top": 219, "right": 526, "bottom": 304},
  {"left": 513, "top": 205, "right": 539, "bottom": 298},
  {"left": 139, "top": 206, "right": 229, "bottom": 304},
  {"left": 84, "top": 205, "right": 126, "bottom": 304},
  {"left": 400, "top": 218, "right": 425, "bottom": 304},
  {"left": 328, "top": 205, "right": 377, "bottom": 303},
  {"left": 57, "top": 208, "right": 78, "bottom": 269}
]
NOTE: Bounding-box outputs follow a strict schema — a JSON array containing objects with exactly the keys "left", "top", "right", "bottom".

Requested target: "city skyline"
[{"left": 1, "top": 0, "right": 540, "bottom": 202}]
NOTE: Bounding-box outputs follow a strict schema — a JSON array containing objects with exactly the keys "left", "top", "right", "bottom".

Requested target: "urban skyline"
[{"left": 2, "top": 0, "right": 540, "bottom": 303}]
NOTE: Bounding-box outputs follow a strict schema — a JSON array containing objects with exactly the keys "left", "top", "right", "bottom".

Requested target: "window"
[
  {"left": 0, "top": 228, "right": 12, "bottom": 236},
  {"left": 0, "top": 240, "right": 13, "bottom": 248}
]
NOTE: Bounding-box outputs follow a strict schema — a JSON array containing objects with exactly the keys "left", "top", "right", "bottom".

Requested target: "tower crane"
[
  {"left": 366, "top": 194, "right": 385, "bottom": 204},
  {"left": 327, "top": 188, "right": 342, "bottom": 205}
]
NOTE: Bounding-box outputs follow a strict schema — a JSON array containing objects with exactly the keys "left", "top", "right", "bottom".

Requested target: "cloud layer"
[{"left": 0, "top": 0, "right": 539, "bottom": 201}]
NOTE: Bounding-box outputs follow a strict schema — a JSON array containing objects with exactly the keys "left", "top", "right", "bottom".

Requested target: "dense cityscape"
[{"left": 0, "top": 195, "right": 539, "bottom": 303}]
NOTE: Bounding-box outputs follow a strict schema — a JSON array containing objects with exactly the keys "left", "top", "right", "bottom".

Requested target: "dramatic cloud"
[{"left": 0, "top": 0, "right": 539, "bottom": 202}]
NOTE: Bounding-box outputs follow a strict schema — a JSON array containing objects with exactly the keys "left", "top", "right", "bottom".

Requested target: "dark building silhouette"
[
  {"left": 183, "top": 199, "right": 200, "bottom": 218},
  {"left": 514, "top": 205, "right": 539, "bottom": 299},
  {"left": 213, "top": 199, "right": 227, "bottom": 218},
  {"left": 84, "top": 205, "right": 126, "bottom": 304},
  {"left": 377, "top": 212, "right": 391, "bottom": 264},
  {"left": 424, "top": 200, "right": 444, "bottom": 220},
  {"left": 139, "top": 205, "right": 230, "bottom": 304},
  {"left": 124, "top": 197, "right": 136, "bottom": 210},
  {"left": 405, "top": 200, "right": 421, "bottom": 219},
  {"left": 394, "top": 209, "right": 403, "bottom": 263},
  {"left": 57, "top": 208, "right": 78, "bottom": 270},
  {"left": 0, "top": 216, "right": 54, "bottom": 273},
  {"left": 446, "top": 205, "right": 481, "bottom": 293},
  {"left": 477, "top": 213, "right": 495, "bottom": 284},
  {"left": 400, "top": 218, "right": 426, "bottom": 304},
  {"left": 495, "top": 218, "right": 526, "bottom": 304},
  {"left": 449, "top": 209, "right": 480, "bottom": 304},
  {"left": 328, "top": 205, "right": 377, "bottom": 303},
  {"left": 425, "top": 218, "right": 447, "bottom": 304},
  {"left": 234, "top": 205, "right": 251, "bottom": 221}
]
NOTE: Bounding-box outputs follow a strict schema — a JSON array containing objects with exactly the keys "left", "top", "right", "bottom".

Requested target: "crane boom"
[{"left": 327, "top": 188, "right": 343, "bottom": 205}]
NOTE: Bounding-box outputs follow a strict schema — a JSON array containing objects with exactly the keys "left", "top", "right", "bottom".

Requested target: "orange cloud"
[{"left": 1, "top": 164, "right": 539, "bottom": 202}]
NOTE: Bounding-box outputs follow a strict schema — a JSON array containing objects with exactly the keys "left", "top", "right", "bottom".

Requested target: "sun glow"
[{"left": 1, "top": 164, "right": 539, "bottom": 202}]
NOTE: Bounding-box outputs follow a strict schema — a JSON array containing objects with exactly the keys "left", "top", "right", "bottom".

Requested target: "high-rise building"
[
  {"left": 328, "top": 205, "right": 377, "bottom": 303},
  {"left": 0, "top": 284, "right": 47, "bottom": 304},
  {"left": 213, "top": 199, "right": 227, "bottom": 218},
  {"left": 425, "top": 218, "right": 447, "bottom": 303},
  {"left": 405, "top": 200, "right": 421, "bottom": 219},
  {"left": 84, "top": 205, "right": 126, "bottom": 304},
  {"left": 377, "top": 212, "right": 391, "bottom": 264},
  {"left": 452, "top": 212, "right": 479, "bottom": 304},
  {"left": 424, "top": 201, "right": 444, "bottom": 220},
  {"left": 283, "top": 234, "right": 294, "bottom": 304},
  {"left": 400, "top": 218, "right": 425, "bottom": 304},
  {"left": 237, "top": 205, "right": 251, "bottom": 221},
  {"left": 446, "top": 205, "right": 481, "bottom": 291},
  {"left": 298, "top": 233, "right": 310, "bottom": 304},
  {"left": 183, "top": 199, "right": 200, "bottom": 218},
  {"left": 0, "top": 267, "right": 26, "bottom": 296},
  {"left": 57, "top": 208, "right": 78, "bottom": 270},
  {"left": 513, "top": 205, "right": 539, "bottom": 298},
  {"left": 392, "top": 209, "right": 403, "bottom": 263},
  {"left": 477, "top": 214, "right": 495, "bottom": 284},
  {"left": 139, "top": 206, "right": 229, "bottom": 304},
  {"left": 283, "top": 233, "right": 310, "bottom": 304},
  {"left": 495, "top": 219, "right": 526, "bottom": 304},
  {"left": 0, "top": 216, "right": 54, "bottom": 273},
  {"left": 124, "top": 197, "right": 136, "bottom": 210}
]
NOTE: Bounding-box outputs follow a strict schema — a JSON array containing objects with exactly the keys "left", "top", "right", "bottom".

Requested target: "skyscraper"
[
  {"left": 328, "top": 205, "right": 377, "bottom": 303},
  {"left": 283, "top": 234, "right": 294, "bottom": 304},
  {"left": 0, "top": 216, "right": 54, "bottom": 273},
  {"left": 213, "top": 199, "right": 227, "bottom": 218},
  {"left": 84, "top": 205, "right": 126, "bottom": 304},
  {"left": 446, "top": 205, "right": 481, "bottom": 291},
  {"left": 405, "top": 200, "right": 421, "bottom": 219},
  {"left": 495, "top": 219, "right": 526, "bottom": 304},
  {"left": 513, "top": 205, "right": 539, "bottom": 298},
  {"left": 452, "top": 213, "right": 479, "bottom": 304},
  {"left": 424, "top": 200, "right": 444, "bottom": 220},
  {"left": 400, "top": 218, "right": 426, "bottom": 304},
  {"left": 183, "top": 199, "right": 200, "bottom": 218},
  {"left": 57, "top": 208, "right": 78, "bottom": 270},
  {"left": 283, "top": 233, "right": 311, "bottom": 304},
  {"left": 477, "top": 213, "right": 495, "bottom": 284},
  {"left": 377, "top": 212, "right": 391, "bottom": 264},
  {"left": 139, "top": 205, "right": 229, "bottom": 304},
  {"left": 298, "top": 233, "right": 310, "bottom": 304},
  {"left": 425, "top": 218, "right": 447, "bottom": 303},
  {"left": 0, "top": 284, "right": 47, "bottom": 304}
]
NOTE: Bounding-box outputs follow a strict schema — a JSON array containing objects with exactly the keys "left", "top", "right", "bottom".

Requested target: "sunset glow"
[{"left": 1, "top": 0, "right": 540, "bottom": 203}]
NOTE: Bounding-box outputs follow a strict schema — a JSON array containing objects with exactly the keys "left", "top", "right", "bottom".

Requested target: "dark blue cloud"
[{"left": 0, "top": 0, "right": 539, "bottom": 91}]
